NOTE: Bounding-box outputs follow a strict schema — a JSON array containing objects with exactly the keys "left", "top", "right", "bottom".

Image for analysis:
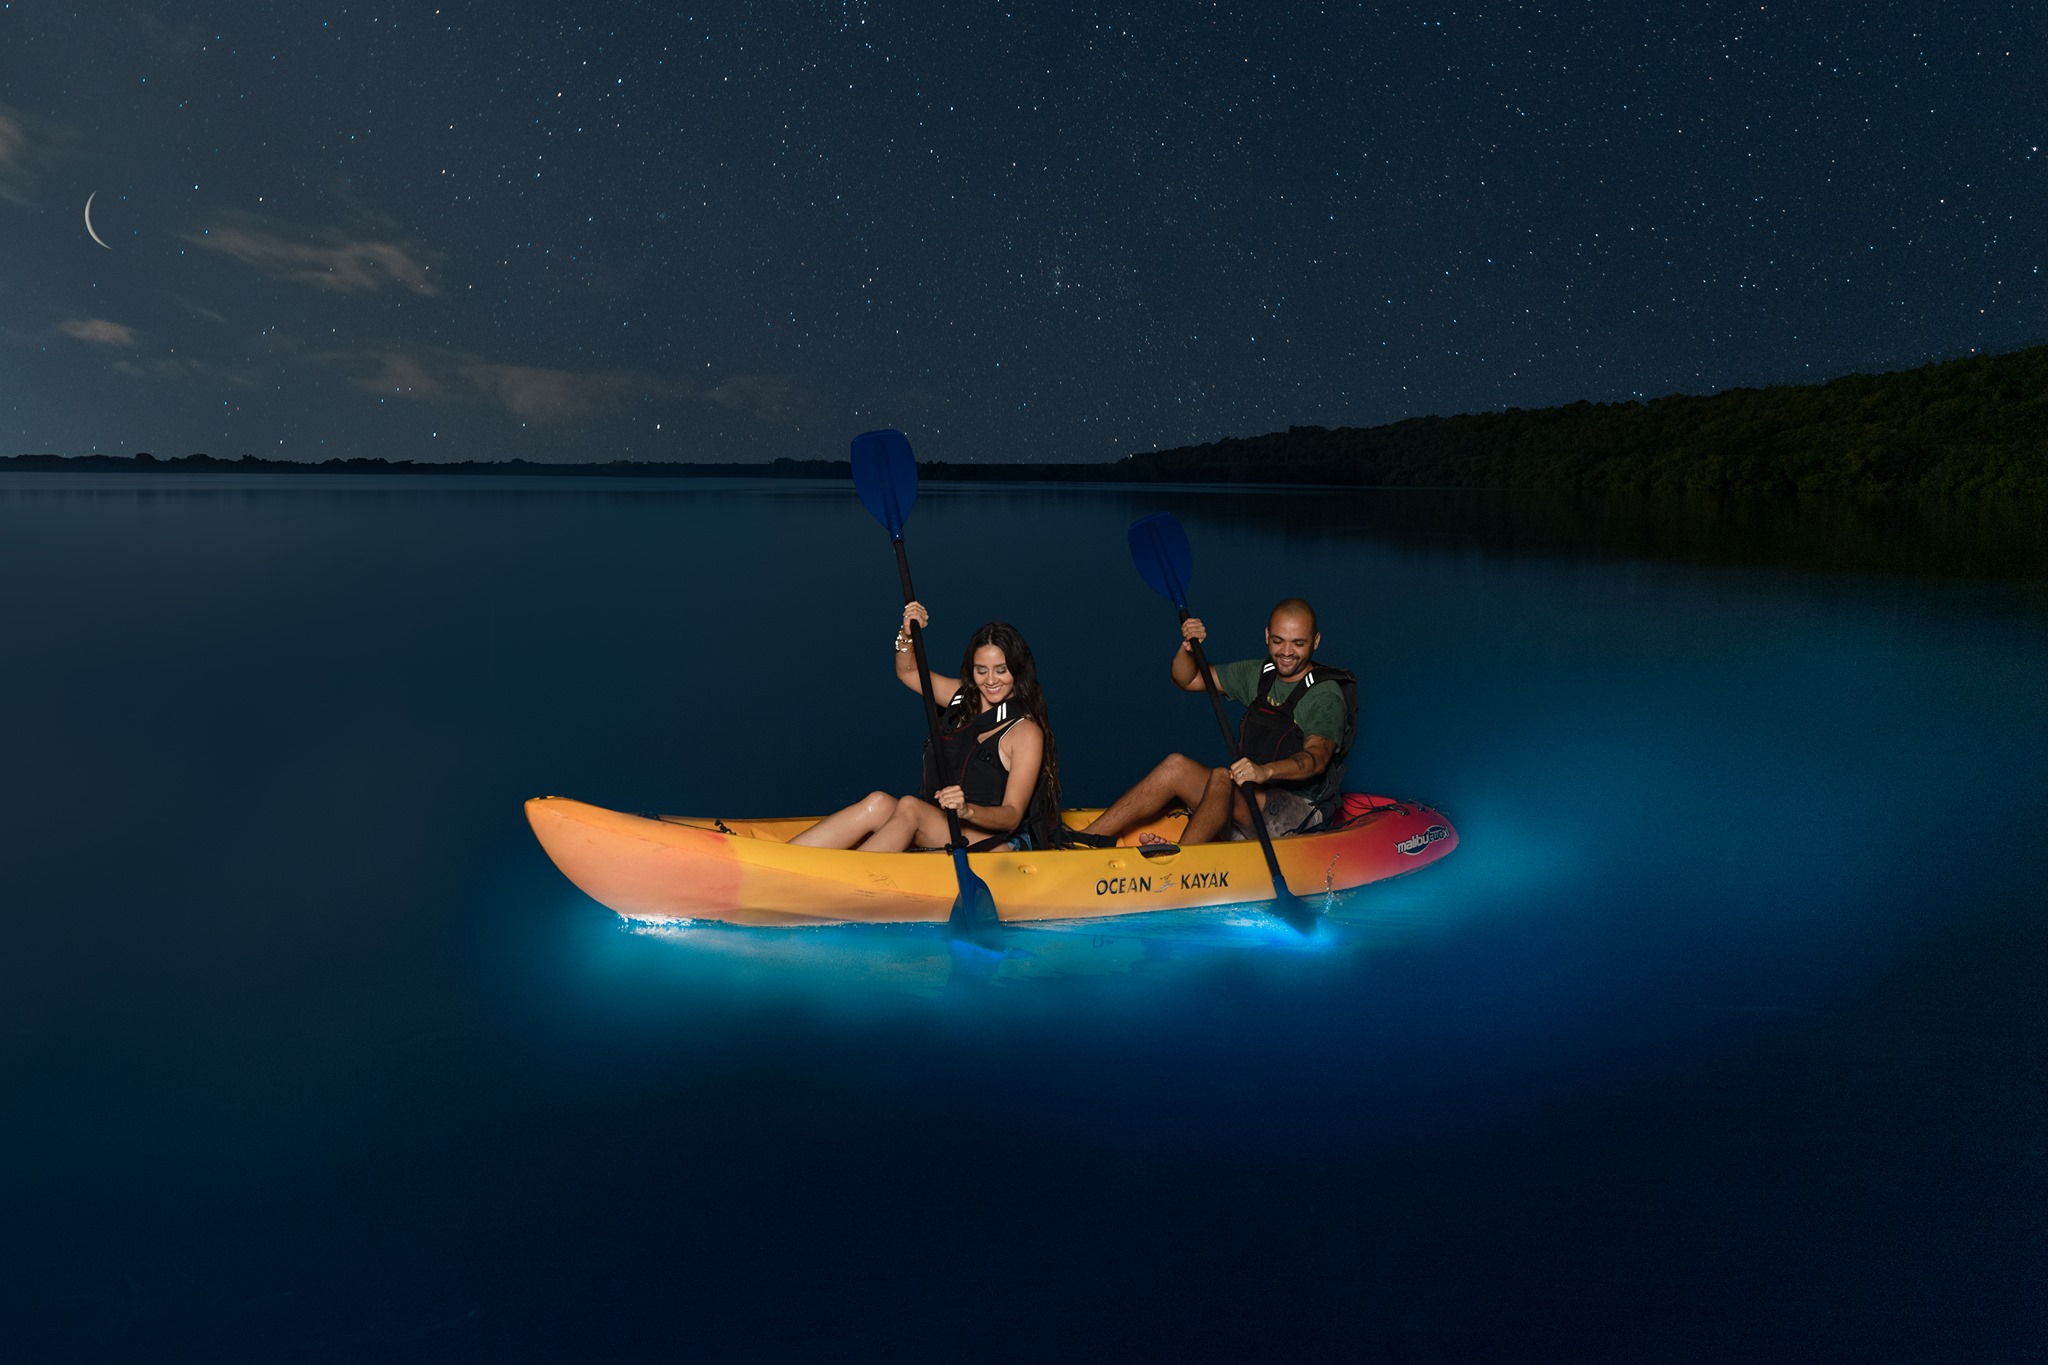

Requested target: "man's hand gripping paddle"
[
  {"left": 1127, "top": 512, "right": 1315, "bottom": 933},
  {"left": 851, "top": 429, "right": 1000, "bottom": 934}
]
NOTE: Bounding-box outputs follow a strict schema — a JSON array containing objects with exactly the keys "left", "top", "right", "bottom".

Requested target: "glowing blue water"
[{"left": 3, "top": 477, "right": 2043, "bottom": 1361}]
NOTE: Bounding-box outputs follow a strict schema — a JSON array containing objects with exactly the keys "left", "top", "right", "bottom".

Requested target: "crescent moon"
[{"left": 84, "top": 191, "right": 112, "bottom": 251}]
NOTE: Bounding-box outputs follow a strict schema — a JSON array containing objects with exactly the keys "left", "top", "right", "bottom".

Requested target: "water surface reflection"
[{"left": 4, "top": 475, "right": 2042, "bottom": 1363}]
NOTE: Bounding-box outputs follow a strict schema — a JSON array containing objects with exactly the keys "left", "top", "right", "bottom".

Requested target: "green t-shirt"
[{"left": 1214, "top": 659, "right": 1347, "bottom": 747}]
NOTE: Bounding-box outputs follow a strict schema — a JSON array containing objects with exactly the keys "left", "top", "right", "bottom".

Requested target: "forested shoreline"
[
  {"left": 10, "top": 345, "right": 2045, "bottom": 495},
  {"left": 1120, "top": 345, "right": 2048, "bottom": 495}
]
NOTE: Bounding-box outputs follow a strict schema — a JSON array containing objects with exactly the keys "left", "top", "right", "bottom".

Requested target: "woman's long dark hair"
[{"left": 954, "top": 621, "right": 1060, "bottom": 810}]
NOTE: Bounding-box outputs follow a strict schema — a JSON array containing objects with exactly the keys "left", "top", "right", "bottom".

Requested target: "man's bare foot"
[{"left": 1136, "top": 831, "right": 1170, "bottom": 846}]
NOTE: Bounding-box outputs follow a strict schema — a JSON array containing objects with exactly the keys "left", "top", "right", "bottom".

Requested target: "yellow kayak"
[{"left": 526, "top": 792, "right": 1458, "bottom": 926}]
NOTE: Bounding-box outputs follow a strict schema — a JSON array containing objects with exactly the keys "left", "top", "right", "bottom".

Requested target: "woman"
[{"left": 789, "top": 602, "right": 1059, "bottom": 852}]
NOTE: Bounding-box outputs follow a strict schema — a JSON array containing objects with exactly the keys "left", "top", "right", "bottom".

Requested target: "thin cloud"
[
  {"left": 0, "top": 104, "right": 50, "bottom": 206},
  {"left": 706, "top": 373, "right": 815, "bottom": 426},
  {"left": 109, "top": 355, "right": 259, "bottom": 386},
  {"left": 57, "top": 318, "right": 140, "bottom": 347},
  {"left": 457, "top": 361, "right": 665, "bottom": 419},
  {"left": 351, "top": 349, "right": 452, "bottom": 402},
  {"left": 128, "top": 9, "right": 204, "bottom": 57},
  {"left": 0, "top": 103, "right": 79, "bottom": 206},
  {"left": 184, "top": 220, "right": 441, "bottom": 295},
  {"left": 322, "top": 346, "right": 668, "bottom": 421},
  {"left": 0, "top": 114, "right": 26, "bottom": 202},
  {"left": 163, "top": 292, "right": 230, "bottom": 324}
]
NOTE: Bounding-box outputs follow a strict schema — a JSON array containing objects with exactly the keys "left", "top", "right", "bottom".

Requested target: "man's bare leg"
[
  {"left": 1081, "top": 754, "right": 1224, "bottom": 841},
  {"left": 1179, "top": 767, "right": 1253, "bottom": 845}
]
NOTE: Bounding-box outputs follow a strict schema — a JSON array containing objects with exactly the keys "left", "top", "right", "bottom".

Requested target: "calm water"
[{"left": 3, "top": 476, "right": 2044, "bottom": 1362}]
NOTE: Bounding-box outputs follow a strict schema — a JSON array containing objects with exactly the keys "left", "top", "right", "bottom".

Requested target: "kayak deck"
[{"left": 527, "top": 794, "right": 1458, "bottom": 926}]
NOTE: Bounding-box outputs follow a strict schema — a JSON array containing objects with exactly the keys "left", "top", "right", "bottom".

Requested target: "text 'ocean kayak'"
[{"left": 526, "top": 792, "right": 1457, "bottom": 926}]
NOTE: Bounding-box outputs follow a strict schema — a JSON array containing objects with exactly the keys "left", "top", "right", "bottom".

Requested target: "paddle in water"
[
  {"left": 1127, "top": 511, "right": 1316, "bottom": 932},
  {"left": 850, "top": 428, "right": 1001, "bottom": 934}
]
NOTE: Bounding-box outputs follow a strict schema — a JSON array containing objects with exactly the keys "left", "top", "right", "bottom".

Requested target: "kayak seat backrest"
[{"left": 1331, "top": 792, "right": 1406, "bottom": 828}]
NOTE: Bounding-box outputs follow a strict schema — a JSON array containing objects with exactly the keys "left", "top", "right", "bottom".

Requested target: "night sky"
[{"left": 4, "top": 1, "right": 2043, "bottom": 465}]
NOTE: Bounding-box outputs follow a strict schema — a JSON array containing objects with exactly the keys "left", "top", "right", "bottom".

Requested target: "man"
[{"left": 1080, "top": 598, "right": 1355, "bottom": 846}]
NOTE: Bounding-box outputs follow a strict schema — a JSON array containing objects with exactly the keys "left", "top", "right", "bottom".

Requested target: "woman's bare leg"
[
  {"left": 788, "top": 791, "right": 902, "bottom": 848},
  {"left": 858, "top": 795, "right": 952, "bottom": 853}
]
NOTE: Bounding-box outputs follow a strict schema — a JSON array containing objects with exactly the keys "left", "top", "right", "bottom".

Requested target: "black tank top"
[
  {"left": 923, "top": 691, "right": 1061, "bottom": 849},
  {"left": 922, "top": 694, "right": 1026, "bottom": 810}
]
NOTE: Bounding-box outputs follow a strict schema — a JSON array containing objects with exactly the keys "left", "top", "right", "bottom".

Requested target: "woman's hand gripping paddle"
[
  {"left": 1127, "top": 512, "right": 1315, "bottom": 932},
  {"left": 851, "top": 429, "right": 1000, "bottom": 934}
]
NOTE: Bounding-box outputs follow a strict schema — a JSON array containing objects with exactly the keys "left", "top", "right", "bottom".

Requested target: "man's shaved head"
[{"left": 1269, "top": 597, "right": 1318, "bottom": 638}]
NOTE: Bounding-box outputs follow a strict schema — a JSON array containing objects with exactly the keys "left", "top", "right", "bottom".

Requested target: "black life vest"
[
  {"left": 921, "top": 693, "right": 1056, "bottom": 847},
  {"left": 1237, "top": 661, "right": 1358, "bottom": 819}
]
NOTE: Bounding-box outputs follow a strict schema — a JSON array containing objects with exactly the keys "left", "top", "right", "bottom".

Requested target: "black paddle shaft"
[
  {"left": 895, "top": 541, "right": 971, "bottom": 852},
  {"left": 1179, "top": 609, "right": 1295, "bottom": 897}
]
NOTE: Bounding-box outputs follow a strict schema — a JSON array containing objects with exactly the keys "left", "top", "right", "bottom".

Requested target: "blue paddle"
[
  {"left": 1128, "top": 512, "right": 1313, "bottom": 930},
  {"left": 850, "top": 429, "right": 1000, "bottom": 933}
]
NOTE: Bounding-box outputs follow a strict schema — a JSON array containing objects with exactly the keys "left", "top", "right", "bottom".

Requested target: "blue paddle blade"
[
  {"left": 850, "top": 428, "right": 918, "bottom": 539},
  {"left": 1128, "top": 512, "right": 1194, "bottom": 610},
  {"left": 947, "top": 847, "right": 1000, "bottom": 933}
]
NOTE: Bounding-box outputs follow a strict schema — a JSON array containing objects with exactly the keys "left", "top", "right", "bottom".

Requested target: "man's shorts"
[{"left": 1241, "top": 786, "right": 1325, "bottom": 839}]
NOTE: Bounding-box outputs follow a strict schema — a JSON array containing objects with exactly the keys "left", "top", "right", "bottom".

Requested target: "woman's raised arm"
[{"left": 893, "top": 601, "right": 961, "bottom": 704}]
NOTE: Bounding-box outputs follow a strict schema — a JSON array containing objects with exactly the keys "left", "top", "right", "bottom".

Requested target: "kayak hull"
[{"left": 526, "top": 794, "right": 1458, "bottom": 926}]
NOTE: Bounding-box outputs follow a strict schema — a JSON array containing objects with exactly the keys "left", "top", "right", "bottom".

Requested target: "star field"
[{"left": 3, "top": 1, "right": 2043, "bottom": 464}]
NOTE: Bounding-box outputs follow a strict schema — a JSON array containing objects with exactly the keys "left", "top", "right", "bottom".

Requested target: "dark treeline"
[
  {"left": 0, "top": 449, "right": 1121, "bottom": 481},
  {"left": 1124, "top": 344, "right": 2048, "bottom": 495},
  {"left": 0, "top": 452, "right": 858, "bottom": 478},
  {"left": 9, "top": 345, "right": 2046, "bottom": 494}
]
